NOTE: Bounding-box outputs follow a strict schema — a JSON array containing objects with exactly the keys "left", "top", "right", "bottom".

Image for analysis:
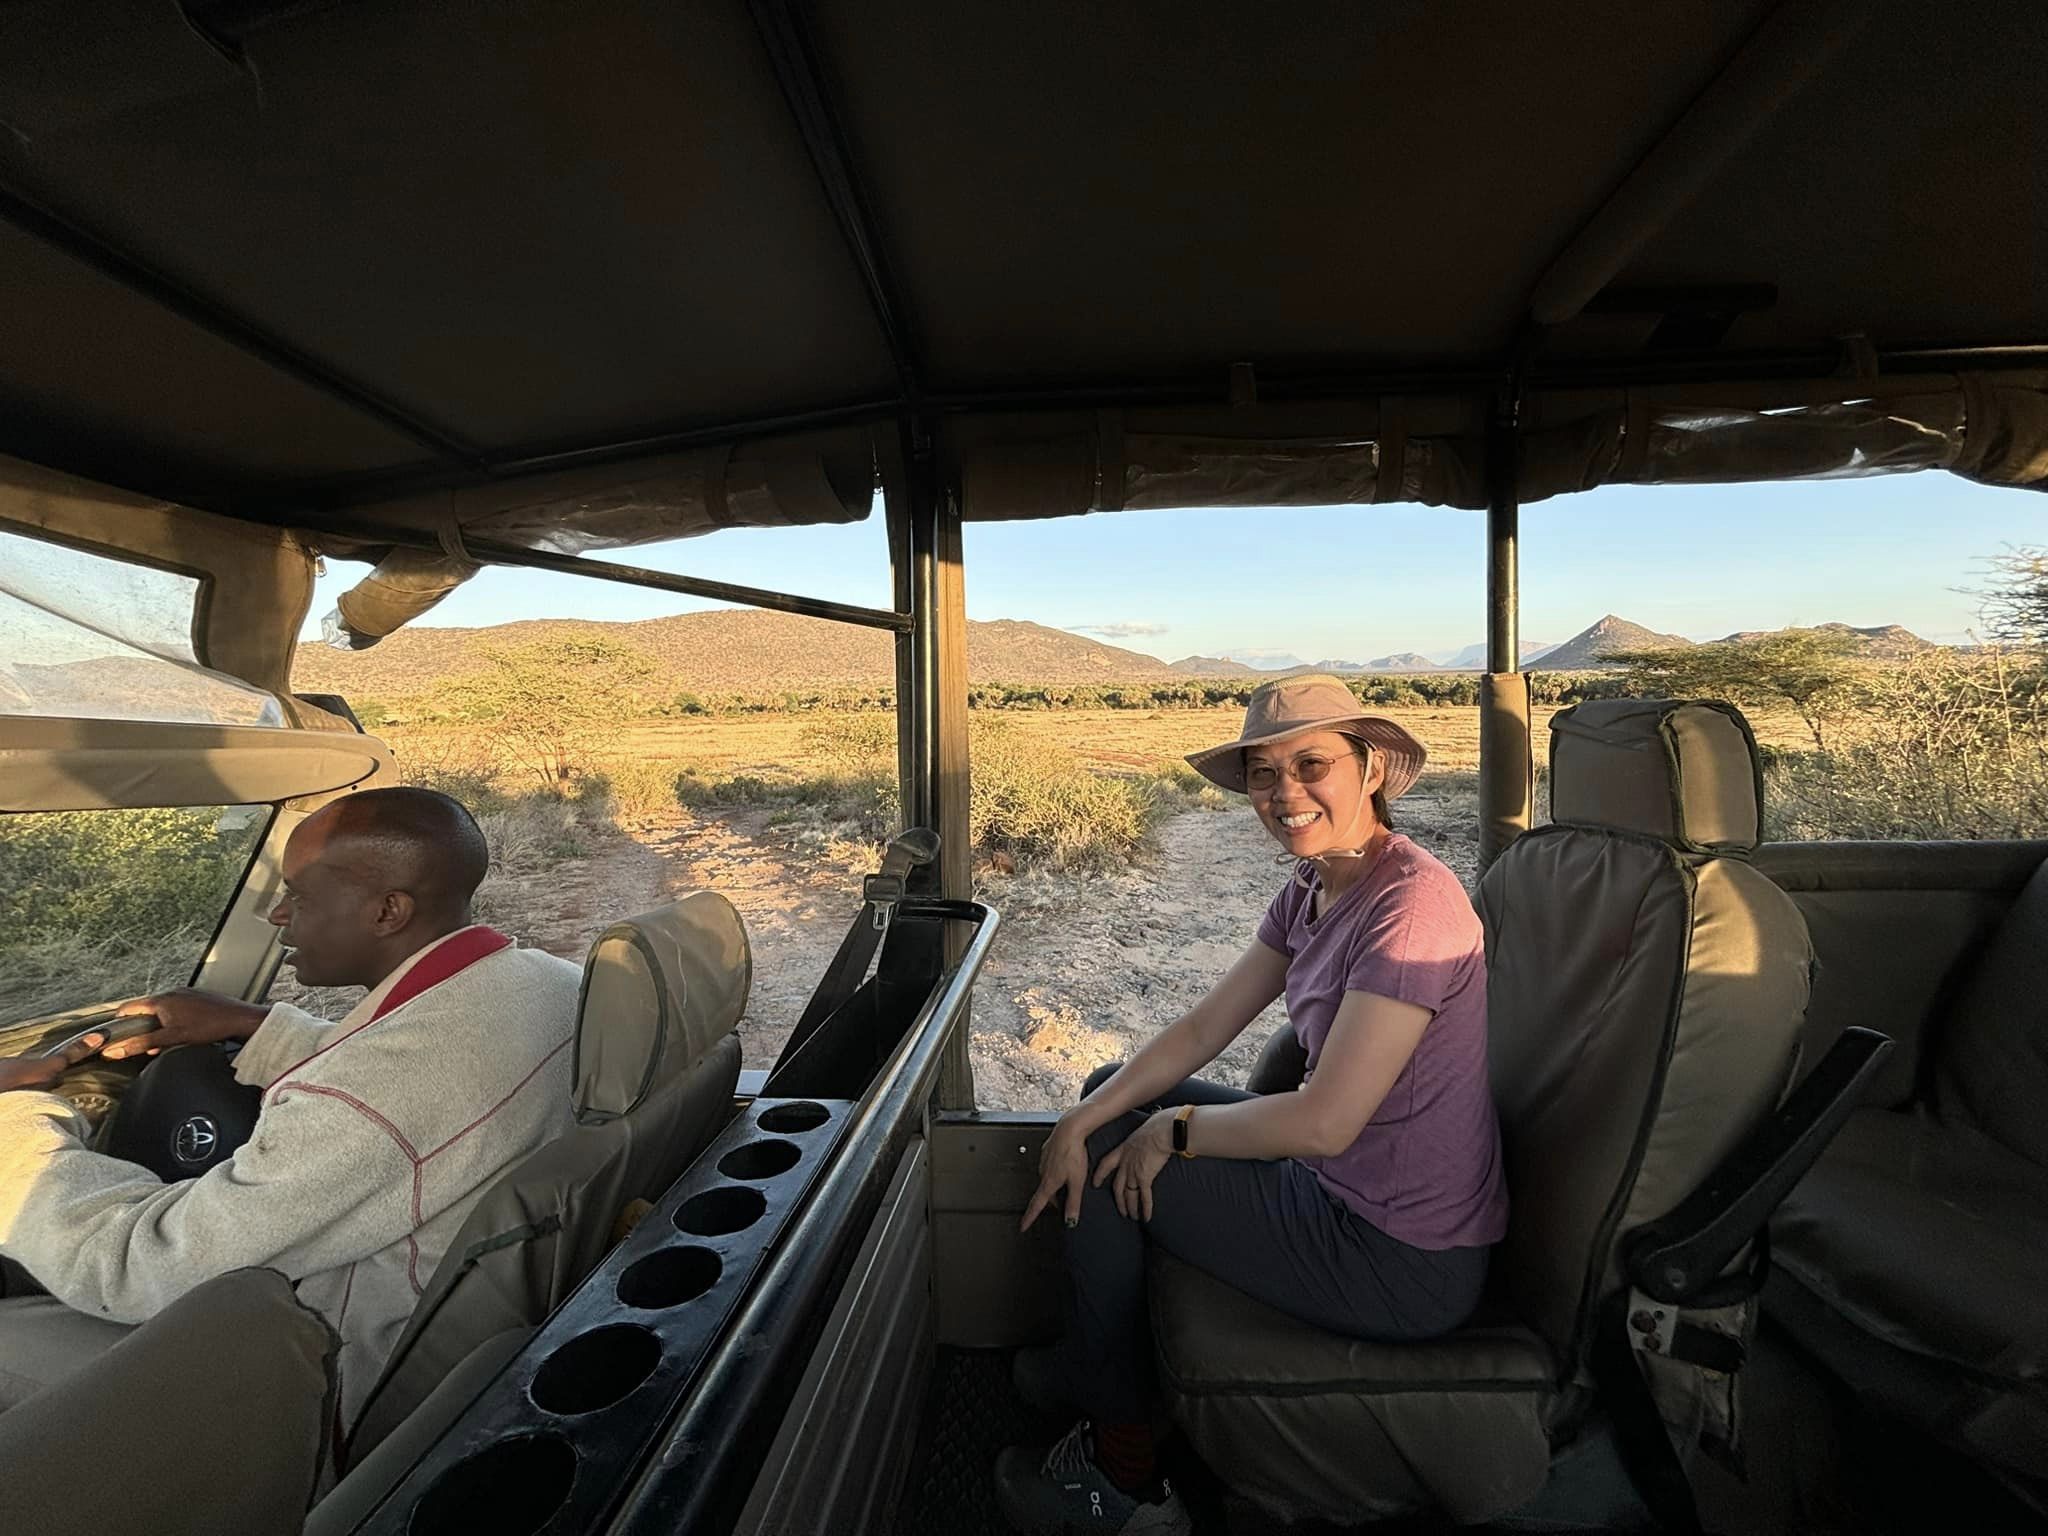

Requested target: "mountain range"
[
  {"left": 293, "top": 611, "right": 1185, "bottom": 697},
  {"left": 285, "top": 608, "right": 1941, "bottom": 700},
  {"left": 1172, "top": 616, "right": 1934, "bottom": 675}
]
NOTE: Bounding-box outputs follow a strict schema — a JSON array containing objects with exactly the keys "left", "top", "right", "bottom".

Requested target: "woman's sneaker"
[{"left": 993, "top": 1421, "right": 1191, "bottom": 1534}]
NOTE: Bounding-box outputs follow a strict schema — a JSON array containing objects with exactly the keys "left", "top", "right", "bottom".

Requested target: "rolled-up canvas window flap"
[
  {"left": 953, "top": 372, "right": 2047, "bottom": 522},
  {"left": 326, "top": 544, "right": 480, "bottom": 650},
  {"left": 1633, "top": 394, "right": 1967, "bottom": 484},
  {"left": 1122, "top": 435, "right": 1382, "bottom": 510},
  {"left": 1953, "top": 374, "right": 2048, "bottom": 490},
  {"left": 316, "top": 427, "right": 877, "bottom": 645}
]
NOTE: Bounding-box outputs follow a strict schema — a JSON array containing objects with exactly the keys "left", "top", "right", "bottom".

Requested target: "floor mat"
[
  {"left": 892, "top": 1348, "right": 1456, "bottom": 1535},
  {"left": 895, "top": 1348, "right": 1051, "bottom": 1536}
]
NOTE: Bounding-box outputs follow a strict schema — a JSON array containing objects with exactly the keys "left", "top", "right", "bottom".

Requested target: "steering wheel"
[
  {"left": 11, "top": 1017, "right": 259, "bottom": 1182},
  {"left": 98, "top": 1041, "right": 261, "bottom": 1182}
]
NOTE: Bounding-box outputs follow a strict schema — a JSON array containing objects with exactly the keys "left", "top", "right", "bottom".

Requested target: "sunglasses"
[{"left": 1245, "top": 746, "right": 1367, "bottom": 794}]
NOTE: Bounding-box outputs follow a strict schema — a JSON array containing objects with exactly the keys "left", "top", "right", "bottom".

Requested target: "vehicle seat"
[
  {"left": 1769, "top": 855, "right": 2048, "bottom": 1504},
  {"left": 1151, "top": 699, "right": 1815, "bottom": 1524},
  {"left": 340, "top": 891, "right": 749, "bottom": 1465}
]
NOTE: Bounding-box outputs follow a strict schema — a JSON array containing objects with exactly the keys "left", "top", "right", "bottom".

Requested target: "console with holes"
[{"left": 355, "top": 1096, "right": 850, "bottom": 1536}]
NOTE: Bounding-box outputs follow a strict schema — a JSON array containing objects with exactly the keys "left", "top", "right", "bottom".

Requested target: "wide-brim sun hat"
[{"left": 1186, "top": 672, "right": 1428, "bottom": 798}]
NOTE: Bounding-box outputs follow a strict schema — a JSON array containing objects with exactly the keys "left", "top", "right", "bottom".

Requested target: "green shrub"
[
  {"left": 0, "top": 807, "right": 265, "bottom": 945},
  {"left": 585, "top": 757, "right": 685, "bottom": 818},
  {"left": 967, "top": 719, "right": 1164, "bottom": 870},
  {"left": 0, "top": 806, "right": 269, "bottom": 1026},
  {"left": 1762, "top": 649, "right": 2048, "bottom": 841}
]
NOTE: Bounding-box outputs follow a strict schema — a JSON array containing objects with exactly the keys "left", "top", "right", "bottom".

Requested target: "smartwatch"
[{"left": 1171, "top": 1104, "right": 1197, "bottom": 1158}]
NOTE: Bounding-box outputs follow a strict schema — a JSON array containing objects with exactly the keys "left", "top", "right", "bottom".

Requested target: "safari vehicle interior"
[{"left": 2, "top": 2, "right": 2045, "bottom": 1532}]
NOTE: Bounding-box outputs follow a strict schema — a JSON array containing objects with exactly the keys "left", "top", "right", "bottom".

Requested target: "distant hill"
[
  {"left": 1536, "top": 615, "right": 1696, "bottom": 670},
  {"left": 1365, "top": 652, "right": 1441, "bottom": 671},
  {"left": 1219, "top": 650, "right": 1311, "bottom": 671},
  {"left": 292, "top": 610, "right": 1184, "bottom": 697},
  {"left": 1440, "top": 639, "right": 1560, "bottom": 669},
  {"left": 1715, "top": 621, "right": 1934, "bottom": 660},
  {"left": 1169, "top": 655, "right": 1260, "bottom": 676}
]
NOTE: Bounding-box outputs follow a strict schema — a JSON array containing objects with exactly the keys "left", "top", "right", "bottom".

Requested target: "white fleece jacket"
[{"left": 0, "top": 927, "right": 580, "bottom": 1427}]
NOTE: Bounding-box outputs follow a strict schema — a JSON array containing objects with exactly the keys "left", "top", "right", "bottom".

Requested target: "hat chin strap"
[{"left": 1280, "top": 772, "right": 1384, "bottom": 886}]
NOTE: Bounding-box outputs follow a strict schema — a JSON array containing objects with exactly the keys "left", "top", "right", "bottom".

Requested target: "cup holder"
[
  {"left": 756, "top": 1100, "right": 830, "bottom": 1134},
  {"left": 619, "top": 1245, "right": 722, "bottom": 1309},
  {"left": 674, "top": 1184, "right": 767, "bottom": 1236},
  {"left": 529, "top": 1323, "right": 661, "bottom": 1416},
  {"left": 408, "top": 1434, "right": 575, "bottom": 1535},
  {"left": 717, "top": 1137, "right": 802, "bottom": 1181}
]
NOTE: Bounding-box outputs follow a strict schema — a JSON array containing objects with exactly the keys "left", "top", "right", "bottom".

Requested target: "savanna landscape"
[{"left": 6, "top": 549, "right": 2046, "bottom": 1109}]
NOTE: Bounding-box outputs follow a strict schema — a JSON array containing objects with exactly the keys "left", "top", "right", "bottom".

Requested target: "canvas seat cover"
[
  {"left": 1770, "top": 856, "right": 2048, "bottom": 1491},
  {"left": 0, "top": 1268, "right": 337, "bottom": 1535},
  {"left": 1152, "top": 700, "right": 1813, "bottom": 1524},
  {"left": 342, "top": 891, "right": 748, "bottom": 1464}
]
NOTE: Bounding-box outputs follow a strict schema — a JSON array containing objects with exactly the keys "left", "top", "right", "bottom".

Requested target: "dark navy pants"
[{"left": 1060, "top": 1064, "right": 1490, "bottom": 1423}]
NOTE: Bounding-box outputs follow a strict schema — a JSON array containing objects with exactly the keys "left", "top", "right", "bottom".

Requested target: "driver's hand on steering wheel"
[
  {"left": 0, "top": 1034, "right": 104, "bottom": 1093},
  {"left": 104, "top": 989, "right": 270, "bottom": 1061}
]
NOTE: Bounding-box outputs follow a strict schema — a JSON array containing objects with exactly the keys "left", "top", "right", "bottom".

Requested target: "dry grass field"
[{"left": 603, "top": 700, "right": 1817, "bottom": 779}]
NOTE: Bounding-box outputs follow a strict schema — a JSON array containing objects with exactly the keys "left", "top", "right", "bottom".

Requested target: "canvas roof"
[{"left": 0, "top": 0, "right": 2043, "bottom": 528}]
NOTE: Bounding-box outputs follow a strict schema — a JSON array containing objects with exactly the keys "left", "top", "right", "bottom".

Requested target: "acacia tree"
[
  {"left": 1609, "top": 630, "right": 1862, "bottom": 752},
  {"left": 1981, "top": 546, "right": 2048, "bottom": 648},
  {"left": 434, "top": 636, "right": 656, "bottom": 788}
]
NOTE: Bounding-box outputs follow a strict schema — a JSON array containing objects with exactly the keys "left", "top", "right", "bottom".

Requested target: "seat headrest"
[
  {"left": 1547, "top": 699, "right": 1763, "bottom": 854},
  {"left": 573, "top": 891, "right": 750, "bottom": 1124}
]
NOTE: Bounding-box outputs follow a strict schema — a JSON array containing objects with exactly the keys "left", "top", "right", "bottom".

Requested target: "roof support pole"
[
  {"left": 1478, "top": 384, "right": 1533, "bottom": 872},
  {"left": 747, "top": 0, "right": 921, "bottom": 400},
  {"left": 887, "top": 418, "right": 974, "bottom": 1109},
  {"left": 0, "top": 185, "right": 480, "bottom": 467},
  {"left": 1528, "top": 0, "right": 1871, "bottom": 327}
]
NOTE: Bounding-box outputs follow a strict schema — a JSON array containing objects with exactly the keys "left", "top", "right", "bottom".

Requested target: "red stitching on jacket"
[
  {"left": 421, "top": 1036, "right": 573, "bottom": 1163},
  {"left": 284, "top": 1083, "right": 422, "bottom": 1164}
]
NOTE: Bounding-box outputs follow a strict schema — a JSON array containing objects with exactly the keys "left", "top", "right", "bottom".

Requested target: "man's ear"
[{"left": 374, "top": 889, "right": 418, "bottom": 936}]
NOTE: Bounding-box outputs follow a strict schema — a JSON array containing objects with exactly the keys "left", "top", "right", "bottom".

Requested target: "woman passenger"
[{"left": 995, "top": 674, "right": 1507, "bottom": 1536}]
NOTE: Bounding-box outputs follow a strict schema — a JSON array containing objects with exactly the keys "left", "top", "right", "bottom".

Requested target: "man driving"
[{"left": 0, "top": 786, "right": 581, "bottom": 1437}]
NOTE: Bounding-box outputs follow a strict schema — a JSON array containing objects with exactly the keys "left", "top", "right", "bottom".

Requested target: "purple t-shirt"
[{"left": 1255, "top": 835, "right": 1508, "bottom": 1250}]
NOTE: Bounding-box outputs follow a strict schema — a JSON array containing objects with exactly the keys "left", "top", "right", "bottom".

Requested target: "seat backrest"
[
  {"left": 1476, "top": 700, "right": 1813, "bottom": 1376},
  {"left": 347, "top": 891, "right": 750, "bottom": 1460},
  {"left": 1933, "top": 855, "right": 2048, "bottom": 1169}
]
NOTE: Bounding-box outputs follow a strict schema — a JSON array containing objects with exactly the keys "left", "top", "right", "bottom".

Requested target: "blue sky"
[{"left": 307, "top": 474, "right": 2039, "bottom": 662}]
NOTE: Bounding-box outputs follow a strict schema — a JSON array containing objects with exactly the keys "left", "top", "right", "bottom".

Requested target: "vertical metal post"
[
  {"left": 1478, "top": 383, "right": 1534, "bottom": 871},
  {"left": 888, "top": 417, "right": 976, "bottom": 1109},
  {"left": 1485, "top": 395, "right": 1520, "bottom": 676}
]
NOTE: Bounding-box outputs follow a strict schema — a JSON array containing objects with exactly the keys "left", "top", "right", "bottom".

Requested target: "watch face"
[{"left": 1172, "top": 1113, "right": 1188, "bottom": 1151}]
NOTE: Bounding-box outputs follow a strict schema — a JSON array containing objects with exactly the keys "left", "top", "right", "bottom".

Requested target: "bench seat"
[
  {"left": 1771, "top": 1108, "right": 2048, "bottom": 1486},
  {"left": 1769, "top": 853, "right": 2048, "bottom": 1503}
]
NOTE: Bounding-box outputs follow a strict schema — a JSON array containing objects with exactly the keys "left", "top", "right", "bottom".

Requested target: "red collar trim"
[{"left": 368, "top": 927, "right": 512, "bottom": 1023}]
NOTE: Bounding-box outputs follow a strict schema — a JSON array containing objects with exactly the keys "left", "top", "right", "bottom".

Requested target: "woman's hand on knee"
[
  {"left": 1020, "top": 1113, "right": 1093, "bottom": 1233},
  {"left": 1095, "top": 1110, "right": 1175, "bottom": 1223}
]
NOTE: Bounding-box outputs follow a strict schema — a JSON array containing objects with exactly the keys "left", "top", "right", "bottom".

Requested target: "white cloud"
[{"left": 1067, "top": 621, "right": 1170, "bottom": 639}]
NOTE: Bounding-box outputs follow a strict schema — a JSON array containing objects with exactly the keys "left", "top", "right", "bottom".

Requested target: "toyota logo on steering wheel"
[{"left": 173, "top": 1115, "right": 219, "bottom": 1166}]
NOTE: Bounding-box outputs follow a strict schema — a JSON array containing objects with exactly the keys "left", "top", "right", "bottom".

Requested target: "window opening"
[
  {"left": 0, "top": 803, "right": 272, "bottom": 1034},
  {"left": 0, "top": 527, "right": 283, "bottom": 725},
  {"left": 1523, "top": 477, "right": 2048, "bottom": 843},
  {"left": 295, "top": 518, "right": 905, "bottom": 1074}
]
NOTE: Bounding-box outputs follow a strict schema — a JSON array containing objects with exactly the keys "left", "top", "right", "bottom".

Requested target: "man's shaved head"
[
  {"left": 270, "top": 787, "right": 493, "bottom": 987},
  {"left": 318, "top": 787, "right": 490, "bottom": 921}
]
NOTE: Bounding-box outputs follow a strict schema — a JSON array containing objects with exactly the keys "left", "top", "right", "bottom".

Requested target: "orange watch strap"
[{"left": 1174, "top": 1103, "right": 1197, "bottom": 1158}]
